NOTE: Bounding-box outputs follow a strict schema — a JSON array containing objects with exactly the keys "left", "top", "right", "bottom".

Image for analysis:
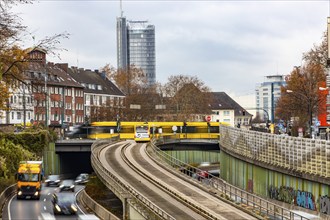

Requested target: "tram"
[
  {"left": 134, "top": 122, "right": 151, "bottom": 142},
  {"left": 64, "top": 121, "right": 222, "bottom": 140}
]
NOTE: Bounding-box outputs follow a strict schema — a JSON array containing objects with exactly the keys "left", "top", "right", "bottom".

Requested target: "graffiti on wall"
[
  {"left": 320, "top": 195, "right": 330, "bottom": 215},
  {"left": 269, "top": 186, "right": 295, "bottom": 204},
  {"left": 268, "top": 186, "right": 316, "bottom": 211}
]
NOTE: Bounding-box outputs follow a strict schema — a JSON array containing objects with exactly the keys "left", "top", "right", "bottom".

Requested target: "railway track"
[{"left": 97, "top": 140, "right": 258, "bottom": 220}]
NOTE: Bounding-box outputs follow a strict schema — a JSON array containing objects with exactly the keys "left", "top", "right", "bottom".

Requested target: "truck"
[{"left": 16, "top": 161, "right": 43, "bottom": 200}]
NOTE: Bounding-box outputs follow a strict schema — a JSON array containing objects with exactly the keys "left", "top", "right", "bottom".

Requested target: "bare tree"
[{"left": 164, "top": 75, "right": 212, "bottom": 121}]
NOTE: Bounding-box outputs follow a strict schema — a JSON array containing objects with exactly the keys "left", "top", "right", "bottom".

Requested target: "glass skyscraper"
[{"left": 116, "top": 17, "right": 156, "bottom": 85}]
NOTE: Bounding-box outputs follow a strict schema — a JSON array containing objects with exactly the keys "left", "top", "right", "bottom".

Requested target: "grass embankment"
[
  {"left": 0, "top": 177, "right": 15, "bottom": 194},
  {"left": 85, "top": 175, "right": 123, "bottom": 219}
]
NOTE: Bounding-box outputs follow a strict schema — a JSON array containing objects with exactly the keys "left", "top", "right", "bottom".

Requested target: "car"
[
  {"left": 75, "top": 173, "right": 89, "bottom": 185},
  {"left": 59, "top": 179, "right": 75, "bottom": 192},
  {"left": 45, "top": 175, "right": 61, "bottom": 187},
  {"left": 52, "top": 193, "right": 77, "bottom": 215}
]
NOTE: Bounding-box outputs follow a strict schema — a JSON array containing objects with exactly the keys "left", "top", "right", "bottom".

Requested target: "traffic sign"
[{"left": 205, "top": 115, "right": 211, "bottom": 122}]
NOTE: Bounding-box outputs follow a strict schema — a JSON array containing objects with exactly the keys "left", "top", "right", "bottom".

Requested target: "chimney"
[{"left": 55, "top": 63, "right": 69, "bottom": 73}]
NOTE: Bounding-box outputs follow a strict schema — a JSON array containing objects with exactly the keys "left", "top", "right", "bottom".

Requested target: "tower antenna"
[{"left": 120, "top": 0, "right": 123, "bottom": 17}]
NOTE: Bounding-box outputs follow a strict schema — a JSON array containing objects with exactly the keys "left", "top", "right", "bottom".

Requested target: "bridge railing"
[
  {"left": 90, "top": 138, "right": 175, "bottom": 220},
  {"left": 219, "top": 125, "right": 330, "bottom": 178},
  {"left": 150, "top": 138, "right": 309, "bottom": 220}
]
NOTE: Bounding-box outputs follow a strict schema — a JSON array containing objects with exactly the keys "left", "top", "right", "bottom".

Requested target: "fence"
[
  {"left": 219, "top": 126, "right": 330, "bottom": 178},
  {"left": 151, "top": 137, "right": 310, "bottom": 220}
]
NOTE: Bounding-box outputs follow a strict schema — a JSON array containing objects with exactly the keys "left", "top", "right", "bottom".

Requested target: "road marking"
[
  {"left": 44, "top": 206, "right": 47, "bottom": 211},
  {"left": 44, "top": 198, "right": 46, "bottom": 202},
  {"left": 7, "top": 194, "right": 15, "bottom": 220},
  {"left": 47, "top": 192, "right": 50, "bottom": 195}
]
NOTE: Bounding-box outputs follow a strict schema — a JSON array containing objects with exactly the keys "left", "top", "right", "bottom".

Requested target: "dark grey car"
[
  {"left": 52, "top": 193, "right": 77, "bottom": 215},
  {"left": 59, "top": 180, "right": 75, "bottom": 192}
]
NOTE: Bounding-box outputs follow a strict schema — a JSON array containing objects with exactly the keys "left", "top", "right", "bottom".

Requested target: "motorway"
[
  {"left": 2, "top": 184, "right": 88, "bottom": 220},
  {"left": 98, "top": 140, "right": 257, "bottom": 220}
]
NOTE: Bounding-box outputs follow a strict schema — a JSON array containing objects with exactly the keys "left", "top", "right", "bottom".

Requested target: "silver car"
[{"left": 75, "top": 173, "right": 89, "bottom": 185}]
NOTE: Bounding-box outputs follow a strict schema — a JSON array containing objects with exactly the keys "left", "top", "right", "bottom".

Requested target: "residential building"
[
  {"left": 66, "top": 67, "right": 125, "bottom": 123},
  {"left": 117, "top": 16, "right": 156, "bottom": 85},
  {"left": 28, "top": 49, "right": 85, "bottom": 127},
  {"left": 209, "top": 92, "right": 252, "bottom": 127},
  {"left": 255, "top": 75, "right": 286, "bottom": 123}
]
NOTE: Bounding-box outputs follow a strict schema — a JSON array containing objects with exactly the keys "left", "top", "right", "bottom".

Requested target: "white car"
[{"left": 75, "top": 173, "right": 89, "bottom": 185}]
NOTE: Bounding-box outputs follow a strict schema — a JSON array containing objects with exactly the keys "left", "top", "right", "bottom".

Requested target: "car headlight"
[
  {"left": 18, "top": 191, "right": 22, "bottom": 196},
  {"left": 71, "top": 204, "right": 77, "bottom": 212},
  {"left": 34, "top": 191, "right": 39, "bottom": 196},
  {"left": 70, "top": 185, "right": 74, "bottom": 188},
  {"left": 45, "top": 180, "right": 50, "bottom": 182},
  {"left": 55, "top": 180, "right": 60, "bottom": 183},
  {"left": 55, "top": 204, "right": 61, "bottom": 212},
  {"left": 59, "top": 185, "right": 64, "bottom": 188}
]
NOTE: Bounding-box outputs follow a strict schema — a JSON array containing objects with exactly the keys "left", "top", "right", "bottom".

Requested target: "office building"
[
  {"left": 255, "top": 75, "right": 286, "bottom": 123},
  {"left": 117, "top": 17, "right": 156, "bottom": 85}
]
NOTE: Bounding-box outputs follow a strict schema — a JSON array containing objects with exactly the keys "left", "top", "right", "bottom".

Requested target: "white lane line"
[
  {"left": 43, "top": 198, "right": 46, "bottom": 202},
  {"left": 47, "top": 192, "right": 50, "bottom": 196},
  {"left": 7, "top": 194, "right": 15, "bottom": 220},
  {"left": 43, "top": 206, "right": 47, "bottom": 211}
]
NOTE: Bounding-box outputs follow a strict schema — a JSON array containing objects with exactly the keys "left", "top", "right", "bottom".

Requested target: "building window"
[
  {"left": 17, "top": 112, "right": 21, "bottom": 120},
  {"left": 11, "top": 112, "right": 14, "bottom": 120},
  {"left": 223, "top": 111, "right": 230, "bottom": 116},
  {"left": 66, "top": 103, "right": 71, "bottom": 109}
]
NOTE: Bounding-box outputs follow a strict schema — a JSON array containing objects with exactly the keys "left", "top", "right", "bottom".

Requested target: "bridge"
[{"left": 52, "top": 124, "right": 330, "bottom": 219}]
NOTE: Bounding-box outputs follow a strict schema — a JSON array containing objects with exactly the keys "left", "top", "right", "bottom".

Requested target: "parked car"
[
  {"left": 75, "top": 173, "right": 89, "bottom": 185},
  {"left": 59, "top": 180, "right": 75, "bottom": 192},
  {"left": 45, "top": 175, "right": 61, "bottom": 187},
  {"left": 52, "top": 193, "right": 77, "bottom": 215}
]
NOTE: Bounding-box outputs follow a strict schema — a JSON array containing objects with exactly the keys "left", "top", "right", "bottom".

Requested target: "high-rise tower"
[{"left": 116, "top": 14, "right": 156, "bottom": 85}]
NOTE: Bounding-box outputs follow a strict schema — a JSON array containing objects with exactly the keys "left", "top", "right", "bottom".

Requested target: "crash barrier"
[
  {"left": 0, "top": 184, "right": 16, "bottom": 217},
  {"left": 150, "top": 138, "right": 309, "bottom": 220},
  {"left": 78, "top": 189, "right": 120, "bottom": 220},
  {"left": 91, "top": 138, "right": 175, "bottom": 220}
]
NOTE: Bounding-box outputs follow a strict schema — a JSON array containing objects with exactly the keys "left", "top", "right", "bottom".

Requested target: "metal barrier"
[
  {"left": 90, "top": 138, "right": 175, "bottom": 220},
  {"left": 0, "top": 184, "right": 16, "bottom": 217},
  {"left": 150, "top": 138, "right": 309, "bottom": 220},
  {"left": 219, "top": 126, "right": 330, "bottom": 179},
  {"left": 78, "top": 189, "right": 120, "bottom": 220}
]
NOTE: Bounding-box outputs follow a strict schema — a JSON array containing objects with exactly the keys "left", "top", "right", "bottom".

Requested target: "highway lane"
[
  {"left": 2, "top": 183, "right": 87, "bottom": 220},
  {"left": 99, "top": 140, "right": 257, "bottom": 220}
]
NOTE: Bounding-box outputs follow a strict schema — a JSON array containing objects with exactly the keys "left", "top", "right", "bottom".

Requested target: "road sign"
[{"left": 205, "top": 115, "right": 211, "bottom": 122}]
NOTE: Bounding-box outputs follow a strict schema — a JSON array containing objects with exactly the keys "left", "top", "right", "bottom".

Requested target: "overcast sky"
[{"left": 12, "top": 0, "right": 329, "bottom": 98}]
